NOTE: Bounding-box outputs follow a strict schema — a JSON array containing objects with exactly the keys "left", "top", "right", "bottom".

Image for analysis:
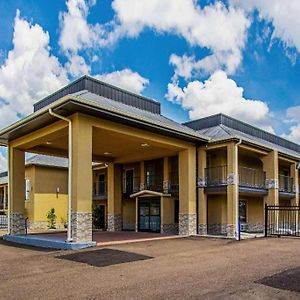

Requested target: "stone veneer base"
[
  {"left": 11, "top": 212, "right": 25, "bottom": 235},
  {"left": 71, "top": 212, "right": 93, "bottom": 242},
  {"left": 179, "top": 213, "right": 196, "bottom": 235},
  {"left": 198, "top": 224, "right": 208, "bottom": 235},
  {"left": 207, "top": 224, "right": 227, "bottom": 235},
  {"left": 107, "top": 214, "right": 122, "bottom": 232},
  {"left": 161, "top": 223, "right": 179, "bottom": 235}
]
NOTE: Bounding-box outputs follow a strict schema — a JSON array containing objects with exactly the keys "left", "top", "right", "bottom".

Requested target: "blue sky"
[{"left": 0, "top": 0, "right": 300, "bottom": 170}]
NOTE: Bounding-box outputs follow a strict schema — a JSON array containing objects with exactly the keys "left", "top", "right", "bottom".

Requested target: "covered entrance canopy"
[{"left": 0, "top": 76, "right": 208, "bottom": 247}]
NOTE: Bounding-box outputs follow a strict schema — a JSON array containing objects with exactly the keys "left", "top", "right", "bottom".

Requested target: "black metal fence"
[
  {"left": 265, "top": 204, "right": 300, "bottom": 237},
  {"left": 0, "top": 214, "right": 7, "bottom": 228}
]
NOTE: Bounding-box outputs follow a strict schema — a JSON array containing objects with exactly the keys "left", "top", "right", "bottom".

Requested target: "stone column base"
[
  {"left": 179, "top": 213, "right": 196, "bottom": 236},
  {"left": 71, "top": 212, "right": 92, "bottom": 242},
  {"left": 198, "top": 224, "right": 207, "bottom": 235},
  {"left": 10, "top": 212, "right": 25, "bottom": 234},
  {"left": 107, "top": 213, "right": 122, "bottom": 232},
  {"left": 161, "top": 224, "right": 179, "bottom": 235},
  {"left": 226, "top": 224, "right": 236, "bottom": 238},
  {"left": 207, "top": 224, "right": 227, "bottom": 235}
]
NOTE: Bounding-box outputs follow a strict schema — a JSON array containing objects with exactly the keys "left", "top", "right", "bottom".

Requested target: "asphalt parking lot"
[{"left": 0, "top": 236, "right": 299, "bottom": 299}]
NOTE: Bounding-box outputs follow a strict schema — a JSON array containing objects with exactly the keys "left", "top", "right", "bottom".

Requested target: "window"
[
  {"left": 239, "top": 200, "right": 247, "bottom": 223},
  {"left": 25, "top": 179, "right": 31, "bottom": 201}
]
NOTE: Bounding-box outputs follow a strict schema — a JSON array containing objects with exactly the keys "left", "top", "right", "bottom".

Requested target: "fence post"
[{"left": 264, "top": 203, "right": 268, "bottom": 237}]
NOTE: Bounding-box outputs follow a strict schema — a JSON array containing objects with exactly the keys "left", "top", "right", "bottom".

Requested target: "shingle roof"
[
  {"left": 26, "top": 154, "right": 68, "bottom": 168},
  {"left": 71, "top": 90, "right": 209, "bottom": 140}
]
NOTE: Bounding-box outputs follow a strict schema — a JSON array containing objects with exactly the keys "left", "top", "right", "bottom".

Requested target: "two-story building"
[{"left": 0, "top": 75, "right": 299, "bottom": 246}]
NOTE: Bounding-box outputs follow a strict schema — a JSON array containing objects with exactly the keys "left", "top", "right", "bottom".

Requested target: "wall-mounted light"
[{"left": 56, "top": 187, "right": 60, "bottom": 198}]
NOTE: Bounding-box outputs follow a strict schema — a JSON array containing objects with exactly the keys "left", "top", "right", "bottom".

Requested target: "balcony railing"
[
  {"left": 239, "top": 166, "right": 266, "bottom": 189},
  {"left": 122, "top": 176, "right": 140, "bottom": 195},
  {"left": 205, "top": 165, "right": 227, "bottom": 187},
  {"left": 145, "top": 174, "right": 163, "bottom": 192},
  {"left": 93, "top": 181, "right": 107, "bottom": 198},
  {"left": 169, "top": 172, "right": 179, "bottom": 194},
  {"left": 279, "top": 175, "right": 294, "bottom": 193}
]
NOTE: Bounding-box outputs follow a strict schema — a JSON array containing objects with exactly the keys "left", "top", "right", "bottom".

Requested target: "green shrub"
[{"left": 46, "top": 208, "right": 57, "bottom": 229}]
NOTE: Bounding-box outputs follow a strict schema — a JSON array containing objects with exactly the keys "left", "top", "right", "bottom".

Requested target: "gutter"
[{"left": 48, "top": 109, "right": 72, "bottom": 243}]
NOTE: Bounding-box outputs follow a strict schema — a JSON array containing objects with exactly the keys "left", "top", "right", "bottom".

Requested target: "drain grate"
[
  {"left": 57, "top": 248, "right": 153, "bottom": 267},
  {"left": 257, "top": 267, "right": 300, "bottom": 293}
]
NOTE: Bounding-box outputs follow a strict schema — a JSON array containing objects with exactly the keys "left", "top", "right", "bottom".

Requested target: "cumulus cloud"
[
  {"left": 0, "top": 10, "right": 68, "bottom": 119},
  {"left": 65, "top": 54, "right": 91, "bottom": 77},
  {"left": 95, "top": 68, "right": 149, "bottom": 94},
  {"left": 166, "top": 70, "right": 273, "bottom": 132},
  {"left": 231, "top": 0, "right": 300, "bottom": 58},
  {"left": 0, "top": 150, "right": 7, "bottom": 173},
  {"left": 281, "top": 106, "right": 300, "bottom": 143},
  {"left": 112, "top": 0, "right": 250, "bottom": 75}
]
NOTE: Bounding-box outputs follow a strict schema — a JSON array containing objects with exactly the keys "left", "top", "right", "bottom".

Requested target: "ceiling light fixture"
[
  {"left": 103, "top": 152, "right": 112, "bottom": 155},
  {"left": 141, "top": 143, "right": 150, "bottom": 147},
  {"left": 45, "top": 141, "right": 52, "bottom": 145}
]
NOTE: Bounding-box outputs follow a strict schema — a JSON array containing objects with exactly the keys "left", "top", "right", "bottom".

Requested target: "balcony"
[
  {"left": 205, "top": 165, "right": 227, "bottom": 187},
  {"left": 145, "top": 174, "right": 163, "bottom": 192},
  {"left": 122, "top": 176, "right": 140, "bottom": 196},
  {"left": 239, "top": 166, "right": 266, "bottom": 189},
  {"left": 279, "top": 175, "right": 294, "bottom": 193},
  {"left": 93, "top": 181, "right": 107, "bottom": 199}
]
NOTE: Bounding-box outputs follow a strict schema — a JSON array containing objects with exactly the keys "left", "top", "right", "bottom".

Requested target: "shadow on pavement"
[
  {"left": 57, "top": 248, "right": 153, "bottom": 267},
  {"left": 257, "top": 267, "right": 300, "bottom": 293}
]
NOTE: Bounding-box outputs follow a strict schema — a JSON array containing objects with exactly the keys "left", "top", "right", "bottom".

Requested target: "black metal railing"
[
  {"left": 279, "top": 175, "right": 294, "bottom": 193},
  {"left": 145, "top": 174, "right": 163, "bottom": 192},
  {"left": 93, "top": 181, "right": 107, "bottom": 198},
  {"left": 239, "top": 166, "right": 266, "bottom": 189},
  {"left": 122, "top": 176, "right": 140, "bottom": 195},
  {"left": 205, "top": 165, "right": 227, "bottom": 186},
  {"left": 169, "top": 172, "right": 179, "bottom": 194},
  {"left": 265, "top": 204, "right": 300, "bottom": 237}
]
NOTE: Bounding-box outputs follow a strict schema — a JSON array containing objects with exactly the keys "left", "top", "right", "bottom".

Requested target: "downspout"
[
  {"left": 48, "top": 109, "right": 72, "bottom": 242},
  {"left": 235, "top": 139, "right": 242, "bottom": 241}
]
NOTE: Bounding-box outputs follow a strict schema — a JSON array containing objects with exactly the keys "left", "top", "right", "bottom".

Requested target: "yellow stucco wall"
[
  {"left": 240, "top": 196, "right": 264, "bottom": 223},
  {"left": 123, "top": 198, "right": 135, "bottom": 229},
  {"left": 207, "top": 195, "right": 227, "bottom": 224}
]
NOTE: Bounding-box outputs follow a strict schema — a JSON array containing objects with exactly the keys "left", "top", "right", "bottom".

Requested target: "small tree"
[{"left": 46, "top": 208, "right": 57, "bottom": 229}]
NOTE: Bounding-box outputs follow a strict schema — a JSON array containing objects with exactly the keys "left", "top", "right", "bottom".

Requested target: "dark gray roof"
[
  {"left": 26, "top": 154, "right": 68, "bottom": 168},
  {"left": 34, "top": 75, "right": 160, "bottom": 114},
  {"left": 71, "top": 90, "right": 208, "bottom": 140},
  {"left": 184, "top": 114, "right": 300, "bottom": 158}
]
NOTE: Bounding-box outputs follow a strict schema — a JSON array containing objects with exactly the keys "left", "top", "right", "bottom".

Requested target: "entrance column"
[
  {"left": 226, "top": 142, "right": 238, "bottom": 238},
  {"left": 290, "top": 163, "right": 299, "bottom": 231},
  {"left": 8, "top": 146, "right": 25, "bottom": 234},
  {"left": 140, "top": 161, "right": 145, "bottom": 190},
  {"left": 107, "top": 163, "right": 122, "bottom": 231},
  {"left": 71, "top": 115, "right": 93, "bottom": 242},
  {"left": 198, "top": 147, "right": 207, "bottom": 235},
  {"left": 178, "top": 147, "right": 196, "bottom": 235},
  {"left": 262, "top": 151, "right": 279, "bottom": 205}
]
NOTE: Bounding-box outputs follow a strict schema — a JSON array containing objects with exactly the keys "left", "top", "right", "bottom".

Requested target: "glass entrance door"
[{"left": 138, "top": 197, "right": 160, "bottom": 232}]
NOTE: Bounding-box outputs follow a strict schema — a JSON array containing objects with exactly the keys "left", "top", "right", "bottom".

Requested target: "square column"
[
  {"left": 262, "top": 151, "right": 279, "bottom": 205},
  {"left": 226, "top": 142, "right": 238, "bottom": 238},
  {"left": 71, "top": 115, "right": 93, "bottom": 242},
  {"left": 3, "top": 185, "right": 7, "bottom": 211},
  {"left": 197, "top": 147, "right": 207, "bottom": 235},
  {"left": 9, "top": 147, "right": 25, "bottom": 235},
  {"left": 163, "top": 157, "right": 170, "bottom": 194},
  {"left": 290, "top": 163, "right": 299, "bottom": 231},
  {"left": 107, "top": 163, "right": 122, "bottom": 231},
  {"left": 178, "top": 147, "right": 197, "bottom": 235}
]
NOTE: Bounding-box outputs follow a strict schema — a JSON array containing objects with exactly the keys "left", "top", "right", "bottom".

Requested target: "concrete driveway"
[{"left": 0, "top": 236, "right": 299, "bottom": 299}]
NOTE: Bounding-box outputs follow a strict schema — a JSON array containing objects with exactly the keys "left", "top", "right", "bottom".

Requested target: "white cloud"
[
  {"left": 0, "top": 10, "right": 68, "bottom": 118},
  {"left": 0, "top": 150, "right": 7, "bottom": 173},
  {"left": 112, "top": 0, "right": 250, "bottom": 75},
  {"left": 95, "top": 68, "right": 149, "bottom": 94},
  {"left": 65, "top": 54, "right": 91, "bottom": 77},
  {"left": 282, "top": 106, "right": 300, "bottom": 143},
  {"left": 231, "top": 0, "right": 300, "bottom": 57},
  {"left": 166, "top": 70, "right": 273, "bottom": 132}
]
